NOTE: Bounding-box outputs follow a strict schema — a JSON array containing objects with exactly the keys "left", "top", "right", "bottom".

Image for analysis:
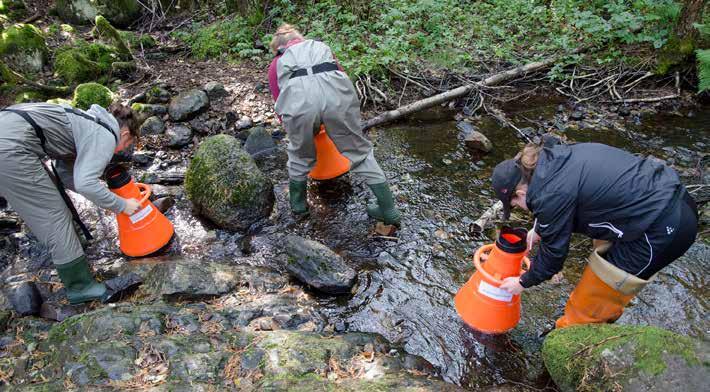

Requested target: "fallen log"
[{"left": 362, "top": 50, "right": 585, "bottom": 131}]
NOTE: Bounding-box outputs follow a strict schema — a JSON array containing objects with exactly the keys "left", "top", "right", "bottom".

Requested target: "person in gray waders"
[
  {"left": 0, "top": 103, "right": 141, "bottom": 304},
  {"left": 267, "top": 24, "right": 401, "bottom": 226}
]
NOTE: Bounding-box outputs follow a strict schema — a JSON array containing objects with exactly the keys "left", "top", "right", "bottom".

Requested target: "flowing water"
[{"left": 1, "top": 99, "right": 707, "bottom": 390}]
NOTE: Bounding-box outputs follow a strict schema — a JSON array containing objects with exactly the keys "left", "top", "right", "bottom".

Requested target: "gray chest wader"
[{"left": 0, "top": 108, "right": 118, "bottom": 241}]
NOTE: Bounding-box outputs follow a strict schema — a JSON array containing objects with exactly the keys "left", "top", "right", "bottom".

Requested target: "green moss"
[
  {"left": 15, "top": 90, "right": 45, "bottom": 103},
  {"left": 53, "top": 40, "right": 118, "bottom": 84},
  {"left": 120, "top": 30, "right": 156, "bottom": 50},
  {"left": 46, "top": 97, "right": 73, "bottom": 105},
  {"left": 72, "top": 82, "right": 113, "bottom": 109},
  {"left": 61, "top": 24, "right": 75, "bottom": 33},
  {"left": 543, "top": 324, "right": 700, "bottom": 390},
  {"left": 657, "top": 36, "right": 697, "bottom": 75},
  {"left": 0, "top": 23, "right": 47, "bottom": 73},
  {"left": 0, "top": 0, "right": 27, "bottom": 20},
  {"left": 94, "top": 15, "right": 131, "bottom": 60}
]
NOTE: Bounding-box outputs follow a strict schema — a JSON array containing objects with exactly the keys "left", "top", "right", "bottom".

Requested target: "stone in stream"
[
  {"left": 143, "top": 259, "right": 241, "bottom": 299},
  {"left": 457, "top": 121, "right": 492, "bottom": 153},
  {"left": 169, "top": 89, "right": 209, "bottom": 121},
  {"left": 139, "top": 115, "right": 166, "bottom": 135},
  {"left": 283, "top": 235, "right": 357, "bottom": 295},
  {"left": 4, "top": 281, "right": 41, "bottom": 316},
  {"left": 185, "top": 134, "right": 274, "bottom": 232},
  {"left": 131, "top": 150, "right": 154, "bottom": 166},
  {"left": 542, "top": 324, "right": 708, "bottom": 392},
  {"left": 166, "top": 124, "right": 193, "bottom": 148},
  {"left": 244, "top": 126, "right": 277, "bottom": 155},
  {"left": 152, "top": 196, "right": 175, "bottom": 213}
]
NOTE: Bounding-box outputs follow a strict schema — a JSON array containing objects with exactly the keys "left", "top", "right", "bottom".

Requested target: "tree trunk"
[
  {"left": 675, "top": 0, "right": 705, "bottom": 42},
  {"left": 362, "top": 47, "right": 587, "bottom": 130}
]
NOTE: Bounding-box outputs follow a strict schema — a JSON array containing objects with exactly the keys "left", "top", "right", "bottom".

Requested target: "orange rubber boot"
[{"left": 555, "top": 265, "right": 635, "bottom": 329}]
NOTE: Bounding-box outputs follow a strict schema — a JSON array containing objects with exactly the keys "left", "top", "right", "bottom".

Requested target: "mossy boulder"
[
  {"left": 0, "top": 23, "right": 47, "bottom": 74},
  {"left": 0, "top": 0, "right": 28, "bottom": 20},
  {"left": 542, "top": 324, "right": 709, "bottom": 392},
  {"left": 46, "top": 97, "right": 73, "bottom": 106},
  {"left": 53, "top": 41, "right": 118, "bottom": 84},
  {"left": 54, "top": 0, "right": 141, "bottom": 28},
  {"left": 185, "top": 134, "right": 274, "bottom": 231},
  {"left": 72, "top": 82, "right": 113, "bottom": 109},
  {"left": 14, "top": 90, "right": 46, "bottom": 103}
]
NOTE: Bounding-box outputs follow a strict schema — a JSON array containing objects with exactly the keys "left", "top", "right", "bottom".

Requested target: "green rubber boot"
[
  {"left": 289, "top": 179, "right": 309, "bottom": 215},
  {"left": 366, "top": 182, "right": 401, "bottom": 226},
  {"left": 56, "top": 256, "right": 107, "bottom": 305}
]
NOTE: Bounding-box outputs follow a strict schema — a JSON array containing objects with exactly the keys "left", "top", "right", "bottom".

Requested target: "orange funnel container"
[
  {"left": 454, "top": 227, "right": 530, "bottom": 334},
  {"left": 107, "top": 165, "right": 174, "bottom": 257},
  {"left": 309, "top": 125, "right": 351, "bottom": 180}
]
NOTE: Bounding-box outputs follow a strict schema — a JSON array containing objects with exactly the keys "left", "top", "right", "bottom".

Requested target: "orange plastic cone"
[
  {"left": 106, "top": 165, "right": 174, "bottom": 257},
  {"left": 309, "top": 125, "right": 351, "bottom": 180},
  {"left": 454, "top": 227, "right": 530, "bottom": 334}
]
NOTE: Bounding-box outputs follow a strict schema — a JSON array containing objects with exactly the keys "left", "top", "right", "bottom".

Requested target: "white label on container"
[
  {"left": 129, "top": 204, "right": 153, "bottom": 224},
  {"left": 478, "top": 280, "right": 513, "bottom": 302}
]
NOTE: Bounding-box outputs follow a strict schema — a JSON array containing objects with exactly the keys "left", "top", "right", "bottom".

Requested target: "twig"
[
  {"left": 573, "top": 333, "right": 635, "bottom": 356},
  {"left": 612, "top": 94, "right": 679, "bottom": 103}
]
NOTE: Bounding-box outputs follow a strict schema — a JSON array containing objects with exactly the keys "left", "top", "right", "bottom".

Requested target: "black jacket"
[{"left": 519, "top": 143, "right": 681, "bottom": 288}]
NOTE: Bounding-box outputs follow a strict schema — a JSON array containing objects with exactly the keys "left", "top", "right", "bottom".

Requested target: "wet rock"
[
  {"left": 169, "top": 89, "right": 209, "bottom": 122},
  {"left": 166, "top": 124, "right": 193, "bottom": 148},
  {"left": 139, "top": 116, "right": 166, "bottom": 136},
  {"left": 235, "top": 116, "right": 253, "bottom": 130},
  {"left": 0, "top": 196, "right": 6, "bottom": 209},
  {"left": 39, "top": 302, "right": 77, "bottom": 322},
  {"left": 4, "top": 281, "right": 41, "bottom": 316},
  {"left": 283, "top": 235, "right": 357, "bottom": 295},
  {"left": 131, "top": 151, "right": 154, "bottom": 166},
  {"left": 153, "top": 197, "right": 175, "bottom": 213},
  {"left": 143, "top": 258, "right": 241, "bottom": 298},
  {"left": 203, "top": 81, "right": 227, "bottom": 100},
  {"left": 185, "top": 134, "right": 274, "bottom": 232},
  {"left": 104, "top": 272, "right": 143, "bottom": 303},
  {"left": 244, "top": 126, "right": 276, "bottom": 155},
  {"left": 457, "top": 121, "right": 493, "bottom": 153},
  {"left": 0, "top": 213, "right": 21, "bottom": 233},
  {"left": 54, "top": 0, "right": 141, "bottom": 28},
  {"left": 543, "top": 324, "right": 708, "bottom": 392},
  {"left": 140, "top": 169, "right": 185, "bottom": 185}
]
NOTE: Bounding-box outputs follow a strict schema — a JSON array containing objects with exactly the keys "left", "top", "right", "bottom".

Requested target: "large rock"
[
  {"left": 54, "top": 0, "right": 142, "bottom": 28},
  {"left": 53, "top": 42, "right": 119, "bottom": 84},
  {"left": 131, "top": 103, "right": 168, "bottom": 125},
  {"left": 202, "top": 81, "right": 227, "bottom": 100},
  {"left": 542, "top": 324, "right": 709, "bottom": 392},
  {"left": 72, "top": 82, "right": 114, "bottom": 110},
  {"left": 0, "top": 23, "right": 47, "bottom": 74},
  {"left": 168, "top": 89, "right": 209, "bottom": 121},
  {"left": 457, "top": 121, "right": 492, "bottom": 153},
  {"left": 243, "top": 126, "right": 276, "bottom": 155},
  {"left": 185, "top": 134, "right": 274, "bottom": 231},
  {"left": 143, "top": 258, "right": 240, "bottom": 298},
  {"left": 4, "top": 281, "right": 41, "bottom": 317},
  {"left": 138, "top": 116, "right": 165, "bottom": 135},
  {"left": 283, "top": 235, "right": 357, "bottom": 295},
  {"left": 166, "top": 124, "right": 193, "bottom": 148}
]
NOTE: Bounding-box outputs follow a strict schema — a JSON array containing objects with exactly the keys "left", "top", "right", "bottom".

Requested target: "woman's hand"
[
  {"left": 122, "top": 198, "right": 142, "bottom": 215},
  {"left": 499, "top": 276, "right": 524, "bottom": 295}
]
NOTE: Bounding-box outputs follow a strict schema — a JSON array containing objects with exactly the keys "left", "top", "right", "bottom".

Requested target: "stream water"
[{"left": 1, "top": 98, "right": 707, "bottom": 390}]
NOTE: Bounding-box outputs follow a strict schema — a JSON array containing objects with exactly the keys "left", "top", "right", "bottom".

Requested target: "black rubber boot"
[
  {"left": 366, "top": 182, "right": 401, "bottom": 226},
  {"left": 289, "top": 179, "right": 309, "bottom": 215},
  {"left": 56, "top": 256, "right": 107, "bottom": 305}
]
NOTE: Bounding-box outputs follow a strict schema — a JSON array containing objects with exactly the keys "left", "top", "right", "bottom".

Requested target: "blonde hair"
[
  {"left": 270, "top": 24, "right": 304, "bottom": 54},
  {"left": 517, "top": 143, "right": 542, "bottom": 185}
]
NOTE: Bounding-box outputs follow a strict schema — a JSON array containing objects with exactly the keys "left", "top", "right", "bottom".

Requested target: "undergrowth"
[{"left": 175, "top": 0, "right": 686, "bottom": 80}]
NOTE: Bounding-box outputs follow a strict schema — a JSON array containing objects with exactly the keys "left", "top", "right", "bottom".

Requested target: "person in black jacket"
[{"left": 491, "top": 141, "right": 698, "bottom": 328}]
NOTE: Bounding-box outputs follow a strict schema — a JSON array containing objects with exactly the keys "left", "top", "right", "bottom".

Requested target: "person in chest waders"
[
  {"left": 0, "top": 102, "right": 141, "bottom": 304},
  {"left": 267, "top": 24, "right": 401, "bottom": 226},
  {"left": 491, "top": 141, "right": 698, "bottom": 328}
]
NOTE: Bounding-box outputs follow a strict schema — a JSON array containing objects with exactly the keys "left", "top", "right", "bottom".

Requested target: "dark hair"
[{"left": 108, "top": 103, "right": 140, "bottom": 137}]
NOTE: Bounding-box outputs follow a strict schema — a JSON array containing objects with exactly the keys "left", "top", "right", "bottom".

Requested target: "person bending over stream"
[
  {"left": 0, "top": 103, "right": 141, "bottom": 304},
  {"left": 267, "top": 24, "right": 401, "bottom": 226},
  {"left": 491, "top": 140, "right": 698, "bottom": 328}
]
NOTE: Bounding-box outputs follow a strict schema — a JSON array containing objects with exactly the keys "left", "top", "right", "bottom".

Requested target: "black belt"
[
  {"left": 0, "top": 107, "right": 118, "bottom": 241},
  {"left": 291, "top": 62, "right": 339, "bottom": 78}
]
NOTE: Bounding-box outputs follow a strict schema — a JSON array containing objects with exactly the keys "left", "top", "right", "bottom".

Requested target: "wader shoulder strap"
[
  {"left": 0, "top": 108, "right": 94, "bottom": 241},
  {"left": 63, "top": 107, "right": 118, "bottom": 144}
]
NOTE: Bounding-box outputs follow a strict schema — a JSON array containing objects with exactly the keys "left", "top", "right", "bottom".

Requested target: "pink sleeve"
[{"left": 268, "top": 56, "right": 280, "bottom": 101}]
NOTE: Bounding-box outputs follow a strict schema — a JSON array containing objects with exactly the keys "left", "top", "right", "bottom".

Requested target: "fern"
[{"left": 697, "top": 49, "right": 710, "bottom": 92}]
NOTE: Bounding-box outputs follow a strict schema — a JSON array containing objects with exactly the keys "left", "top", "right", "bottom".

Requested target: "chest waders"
[{"left": 0, "top": 108, "right": 117, "bottom": 242}]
